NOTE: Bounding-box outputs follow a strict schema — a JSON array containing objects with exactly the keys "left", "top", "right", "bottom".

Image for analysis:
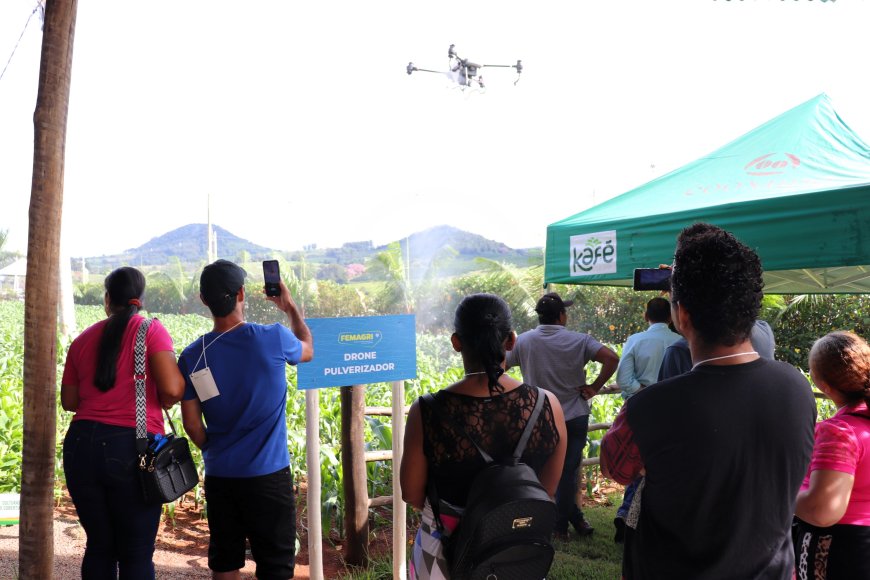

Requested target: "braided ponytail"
[{"left": 454, "top": 294, "right": 513, "bottom": 397}]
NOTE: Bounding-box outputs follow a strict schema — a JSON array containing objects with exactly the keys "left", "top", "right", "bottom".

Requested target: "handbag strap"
[
  {"left": 134, "top": 318, "right": 153, "bottom": 454},
  {"left": 134, "top": 318, "right": 180, "bottom": 458}
]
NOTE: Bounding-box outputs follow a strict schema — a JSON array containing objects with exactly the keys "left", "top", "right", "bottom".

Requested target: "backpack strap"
[
  {"left": 420, "top": 393, "right": 446, "bottom": 532},
  {"left": 511, "top": 385, "right": 546, "bottom": 463},
  {"left": 420, "top": 386, "right": 546, "bottom": 528}
]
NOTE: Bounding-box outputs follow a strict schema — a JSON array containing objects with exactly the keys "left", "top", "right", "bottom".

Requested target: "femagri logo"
[
  {"left": 744, "top": 153, "right": 801, "bottom": 176},
  {"left": 338, "top": 331, "right": 383, "bottom": 348},
  {"left": 569, "top": 231, "right": 617, "bottom": 277}
]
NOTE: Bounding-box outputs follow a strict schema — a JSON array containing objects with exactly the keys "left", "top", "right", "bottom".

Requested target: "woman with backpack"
[
  {"left": 794, "top": 331, "right": 870, "bottom": 579},
  {"left": 400, "top": 293, "right": 567, "bottom": 579}
]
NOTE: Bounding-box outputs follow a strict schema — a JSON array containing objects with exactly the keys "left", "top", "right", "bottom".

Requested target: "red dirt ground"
[{"left": 43, "top": 473, "right": 618, "bottom": 579}]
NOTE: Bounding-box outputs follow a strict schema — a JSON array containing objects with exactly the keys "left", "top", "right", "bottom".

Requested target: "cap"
[
  {"left": 200, "top": 259, "right": 247, "bottom": 307},
  {"left": 535, "top": 292, "right": 574, "bottom": 317}
]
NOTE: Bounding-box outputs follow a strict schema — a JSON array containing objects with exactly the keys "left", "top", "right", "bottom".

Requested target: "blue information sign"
[{"left": 297, "top": 315, "right": 417, "bottom": 389}]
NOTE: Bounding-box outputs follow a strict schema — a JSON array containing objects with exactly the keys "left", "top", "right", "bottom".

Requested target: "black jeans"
[
  {"left": 63, "top": 420, "right": 162, "bottom": 580},
  {"left": 555, "top": 414, "right": 589, "bottom": 531}
]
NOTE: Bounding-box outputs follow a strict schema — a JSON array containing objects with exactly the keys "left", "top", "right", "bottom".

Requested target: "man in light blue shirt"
[
  {"left": 613, "top": 297, "right": 680, "bottom": 542},
  {"left": 616, "top": 297, "right": 681, "bottom": 400}
]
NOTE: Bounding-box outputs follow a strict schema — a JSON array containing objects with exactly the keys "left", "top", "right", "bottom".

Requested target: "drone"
[{"left": 406, "top": 44, "right": 522, "bottom": 90}]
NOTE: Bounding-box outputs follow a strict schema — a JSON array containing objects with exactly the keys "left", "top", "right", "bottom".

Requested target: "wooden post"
[
  {"left": 391, "top": 380, "right": 407, "bottom": 579},
  {"left": 341, "top": 384, "right": 369, "bottom": 566}
]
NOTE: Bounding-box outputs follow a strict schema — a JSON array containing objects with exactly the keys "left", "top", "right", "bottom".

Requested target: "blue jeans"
[
  {"left": 617, "top": 477, "right": 640, "bottom": 519},
  {"left": 555, "top": 414, "right": 589, "bottom": 531},
  {"left": 63, "top": 420, "right": 162, "bottom": 580}
]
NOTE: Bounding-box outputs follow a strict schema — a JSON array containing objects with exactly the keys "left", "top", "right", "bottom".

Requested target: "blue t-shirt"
[{"left": 179, "top": 323, "right": 303, "bottom": 478}]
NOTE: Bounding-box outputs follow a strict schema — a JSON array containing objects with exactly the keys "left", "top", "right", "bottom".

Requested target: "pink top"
[
  {"left": 62, "top": 315, "right": 175, "bottom": 435},
  {"left": 801, "top": 401, "right": 870, "bottom": 525}
]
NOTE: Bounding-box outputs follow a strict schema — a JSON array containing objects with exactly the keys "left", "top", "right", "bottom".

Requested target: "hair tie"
[{"left": 128, "top": 299, "right": 142, "bottom": 308}]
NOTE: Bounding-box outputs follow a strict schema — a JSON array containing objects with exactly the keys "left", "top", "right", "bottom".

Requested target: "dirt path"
[{"left": 0, "top": 492, "right": 348, "bottom": 579}]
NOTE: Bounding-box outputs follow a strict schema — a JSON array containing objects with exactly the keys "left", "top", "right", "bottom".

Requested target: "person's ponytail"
[
  {"left": 94, "top": 268, "right": 146, "bottom": 392},
  {"left": 454, "top": 294, "right": 513, "bottom": 396}
]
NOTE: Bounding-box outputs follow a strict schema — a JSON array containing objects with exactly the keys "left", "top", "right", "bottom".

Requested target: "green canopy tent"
[{"left": 544, "top": 94, "right": 870, "bottom": 294}]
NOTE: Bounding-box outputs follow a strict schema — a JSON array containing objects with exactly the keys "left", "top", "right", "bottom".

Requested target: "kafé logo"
[
  {"left": 570, "top": 231, "right": 617, "bottom": 276},
  {"left": 744, "top": 153, "right": 800, "bottom": 176}
]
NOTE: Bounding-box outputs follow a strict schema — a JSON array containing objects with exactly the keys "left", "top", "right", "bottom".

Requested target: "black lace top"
[{"left": 420, "top": 383, "right": 560, "bottom": 507}]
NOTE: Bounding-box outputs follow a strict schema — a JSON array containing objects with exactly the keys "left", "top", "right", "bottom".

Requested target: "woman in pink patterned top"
[{"left": 794, "top": 331, "right": 870, "bottom": 580}]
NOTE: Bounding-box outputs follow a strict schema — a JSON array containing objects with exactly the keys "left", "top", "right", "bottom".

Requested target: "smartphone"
[
  {"left": 263, "top": 260, "right": 281, "bottom": 297},
  {"left": 633, "top": 268, "right": 671, "bottom": 292}
]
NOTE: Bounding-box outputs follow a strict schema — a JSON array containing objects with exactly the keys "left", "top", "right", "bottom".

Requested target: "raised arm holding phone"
[{"left": 178, "top": 259, "right": 313, "bottom": 580}]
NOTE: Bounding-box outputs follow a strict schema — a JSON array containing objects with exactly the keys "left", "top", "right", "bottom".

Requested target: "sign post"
[
  {"left": 304, "top": 388, "right": 323, "bottom": 579},
  {"left": 391, "top": 379, "right": 407, "bottom": 579},
  {"left": 298, "top": 315, "right": 416, "bottom": 580}
]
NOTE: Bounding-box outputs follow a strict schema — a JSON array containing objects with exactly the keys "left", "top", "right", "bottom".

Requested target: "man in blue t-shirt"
[{"left": 179, "top": 259, "right": 313, "bottom": 580}]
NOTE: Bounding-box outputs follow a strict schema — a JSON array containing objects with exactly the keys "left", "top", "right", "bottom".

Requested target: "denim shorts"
[{"left": 205, "top": 466, "right": 296, "bottom": 579}]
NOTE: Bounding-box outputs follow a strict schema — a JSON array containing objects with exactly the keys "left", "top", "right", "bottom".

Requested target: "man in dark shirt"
[{"left": 601, "top": 223, "right": 816, "bottom": 579}]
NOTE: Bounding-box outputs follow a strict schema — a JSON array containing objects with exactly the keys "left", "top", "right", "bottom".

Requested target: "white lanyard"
[
  {"left": 691, "top": 351, "right": 758, "bottom": 371},
  {"left": 191, "top": 320, "right": 243, "bottom": 372}
]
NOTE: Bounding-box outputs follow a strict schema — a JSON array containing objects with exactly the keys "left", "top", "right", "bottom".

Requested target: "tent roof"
[{"left": 544, "top": 94, "right": 870, "bottom": 293}]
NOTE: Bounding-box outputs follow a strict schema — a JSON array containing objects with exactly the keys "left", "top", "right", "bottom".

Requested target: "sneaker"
[
  {"left": 553, "top": 528, "right": 571, "bottom": 542},
  {"left": 613, "top": 516, "right": 626, "bottom": 543},
  {"left": 570, "top": 515, "right": 594, "bottom": 537}
]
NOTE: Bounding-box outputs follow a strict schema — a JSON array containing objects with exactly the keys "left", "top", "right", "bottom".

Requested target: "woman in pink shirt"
[
  {"left": 794, "top": 331, "right": 870, "bottom": 580},
  {"left": 61, "top": 267, "right": 185, "bottom": 579}
]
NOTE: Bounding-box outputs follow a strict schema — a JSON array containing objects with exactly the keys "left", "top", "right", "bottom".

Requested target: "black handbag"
[{"left": 134, "top": 319, "right": 199, "bottom": 504}]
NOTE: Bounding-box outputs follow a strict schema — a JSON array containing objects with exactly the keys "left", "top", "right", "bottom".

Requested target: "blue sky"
[{"left": 2, "top": 0, "right": 869, "bottom": 257}]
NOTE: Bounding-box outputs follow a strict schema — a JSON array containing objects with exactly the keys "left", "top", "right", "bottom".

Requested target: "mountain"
[
  {"left": 394, "top": 225, "right": 540, "bottom": 280},
  {"left": 80, "top": 223, "right": 541, "bottom": 274},
  {"left": 80, "top": 224, "right": 276, "bottom": 271}
]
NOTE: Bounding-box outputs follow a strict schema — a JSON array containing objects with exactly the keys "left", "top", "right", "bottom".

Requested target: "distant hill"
[
  {"left": 80, "top": 224, "right": 276, "bottom": 271},
  {"left": 394, "top": 225, "right": 540, "bottom": 281},
  {"left": 79, "top": 223, "right": 541, "bottom": 276}
]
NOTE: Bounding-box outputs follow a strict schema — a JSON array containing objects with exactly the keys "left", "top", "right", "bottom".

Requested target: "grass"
[
  {"left": 339, "top": 495, "right": 625, "bottom": 580},
  {"left": 549, "top": 496, "right": 624, "bottom": 579}
]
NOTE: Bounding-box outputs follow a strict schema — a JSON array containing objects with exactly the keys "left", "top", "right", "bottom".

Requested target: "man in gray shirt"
[{"left": 506, "top": 292, "right": 619, "bottom": 538}]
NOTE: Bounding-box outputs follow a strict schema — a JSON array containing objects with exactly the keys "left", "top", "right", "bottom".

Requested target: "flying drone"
[{"left": 406, "top": 44, "right": 522, "bottom": 90}]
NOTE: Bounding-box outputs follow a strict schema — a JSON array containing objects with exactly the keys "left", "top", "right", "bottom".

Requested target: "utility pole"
[{"left": 207, "top": 193, "right": 217, "bottom": 262}]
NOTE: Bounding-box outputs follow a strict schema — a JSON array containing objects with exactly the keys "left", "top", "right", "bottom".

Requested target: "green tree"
[
  {"left": 0, "top": 228, "right": 23, "bottom": 269},
  {"left": 368, "top": 242, "right": 413, "bottom": 314},
  {"left": 147, "top": 257, "right": 204, "bottom": 314}
]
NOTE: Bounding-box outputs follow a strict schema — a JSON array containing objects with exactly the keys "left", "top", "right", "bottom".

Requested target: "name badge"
[{"left": 190, "top": 367, "right": 220, "bottom": 402}]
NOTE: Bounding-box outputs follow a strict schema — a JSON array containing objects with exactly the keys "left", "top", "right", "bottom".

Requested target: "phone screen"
[
  {"left": 633, "top": 268, "right": 671, "bottom": 291},
  {"left": 263, "top": 260, "right": 281, "bottom": 297}
]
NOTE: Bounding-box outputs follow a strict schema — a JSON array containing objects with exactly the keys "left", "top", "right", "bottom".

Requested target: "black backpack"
[{"left": 423, "top": 387, "right": 557, "bottom": 580}]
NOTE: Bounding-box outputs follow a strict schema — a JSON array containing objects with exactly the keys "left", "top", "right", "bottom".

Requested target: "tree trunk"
[{"left": 20, "top": 1, "right": 78, "bottom": 578}]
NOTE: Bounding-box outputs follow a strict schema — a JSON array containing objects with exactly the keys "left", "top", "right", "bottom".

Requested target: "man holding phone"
[
  {"left": 179, "top": 259, "right": 313, "bottom": 580},
  {"left": 601, "top": 224, "right": 815, "bottom": 579}
]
